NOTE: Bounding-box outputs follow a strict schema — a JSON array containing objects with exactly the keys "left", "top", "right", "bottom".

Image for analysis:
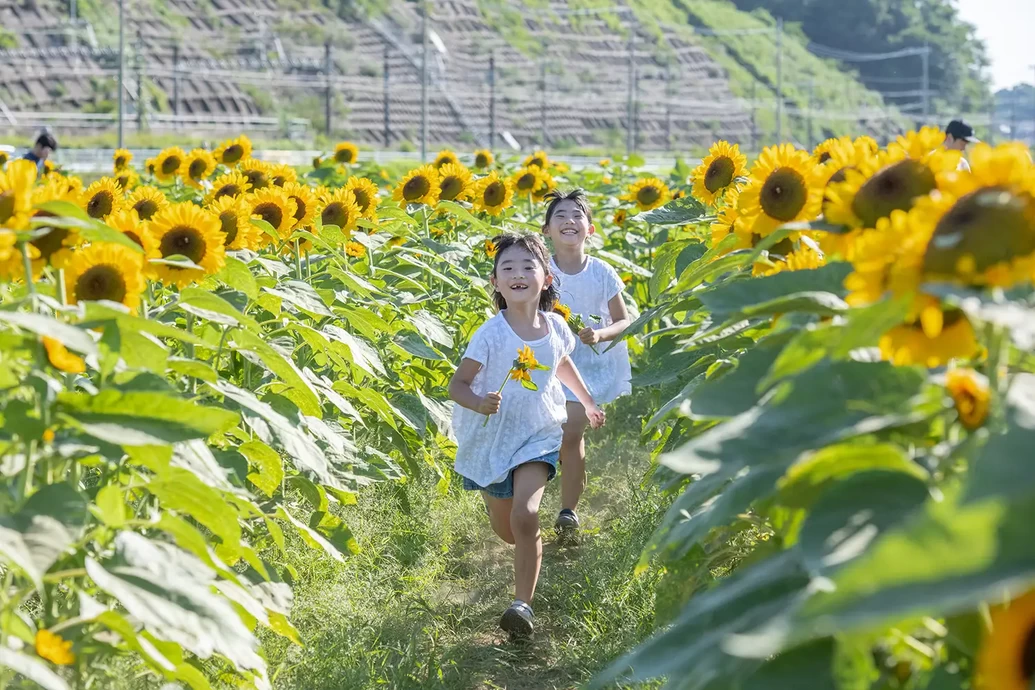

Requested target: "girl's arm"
[
  {"left": 449, "top": 358, "right": 501, "bottom": 416},
  {"left": 556, "top": 355, "right": 606, "bottom": 428},
  {"left": 579, "top": 292, "right": 631, "bottom": 345}
]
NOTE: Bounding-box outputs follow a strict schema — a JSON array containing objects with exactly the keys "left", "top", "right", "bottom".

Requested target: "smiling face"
[
  {"left": 544, "top": 198, "right": 594, "bottom": 249},
  {"left": 491, "top": 244, "right": 552, "bottom": 308}
]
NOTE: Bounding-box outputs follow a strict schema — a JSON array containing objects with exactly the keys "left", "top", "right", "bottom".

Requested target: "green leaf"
[
  {"left": 274, "top": 506, "right": 346, "bottom": 563},
  {"left": 743, "top": 639, "right": 837, "bottom": 690},
  {"left": 112, "top": 327, "right": 169, "bottom": 371},
  {"left": 323, "top": 325, "right": 386, "bottom": 377},
  {"left": 85, "top": 533, "right": 265, "bottom": 673},
  {"left": 417, "top": 390, "right": 454, "bottom": 440},
  {"left": 0, "top": 648, "right": 71, "bottom": 690},
  {"left": 650, "top": 240, "right": 704, "bottom": 298},
  {"left": 93, "top": 484, "right": 127, "bottom": 527},
  {"left": 229, "top": 329, "right": 322, "bottom": 417},
  {"left": 0, "top": 310, "right": 97, "bottom": 355},
  {"left": 393, "top": 332, "right": 445, "bottom": 360},
  {"left": 57, "top": 390, "right": 239, "bottom": 446},
  {"left": 263, "top": 280, "right": 334, "bottom": 318},
  {"left": 698, "top": 263, "right": 852, "bottom": 319},
  {"left": 240, "top": 441, "right": 284, "bottom": 498},
  {"left": 166, "top": 357, "right": 219, "bottom": 384},
  {"left": 634, "top": 195, "right": 707, "bottom": 225},
  {"left": 82, "top": 303, "right": 206, "bottom": 346},
  {"left": 408, "top": 310, "right": 453, "bottom": 348},
  {"left": 965, "top": 373, "right": 1035, "bottom": 505},
  {"left": 436, "top": 200, "right": 489, "bottom": 232},
  {"left": 0, "top": 483, "right": 88, "bottom": 588},
  {"left": 215, "top": 257, "right": 259, "bottom": 300},
  {"left": 34, "top": 200, "right": 143, "bottom": 253},
  {"left": 688, "top": 333, "right": 792, "bottom": 419},
  {"left": 309, "top": 510, "right": 361, "bottom": 556},
  {"left": 178, "top": 287, "right": 260, "bottom": 332}
]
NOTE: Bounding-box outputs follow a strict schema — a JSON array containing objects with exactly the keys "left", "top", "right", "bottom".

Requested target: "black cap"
[{"left": 945, "top": 119, "right": 979, "bottom": 144}]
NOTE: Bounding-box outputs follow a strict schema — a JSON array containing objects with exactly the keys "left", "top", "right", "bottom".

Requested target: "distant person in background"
[
  {"left": 22, "top": 131, "right": 58, "bottom": 175},
  {"left": 944, "top": 119, "right": 978, "bottom": 171}
]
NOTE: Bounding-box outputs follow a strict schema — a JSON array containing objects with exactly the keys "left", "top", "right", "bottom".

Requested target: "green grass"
[{"left": 260, "top": 416, "right": 668, "bottom": 689}]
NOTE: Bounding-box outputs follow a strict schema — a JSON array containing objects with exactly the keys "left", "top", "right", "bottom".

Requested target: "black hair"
[
  {"left": 541, "top": 188, "right": 592, "bottom": 229},
  {"left": 489, "top": 233, "right": 559, "bottom": 312},
  {"left": 35, "top": 133, "right": 57, "bottom": 150}
]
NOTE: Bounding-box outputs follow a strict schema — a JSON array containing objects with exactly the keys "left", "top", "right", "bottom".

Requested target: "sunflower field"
[{"left": 0, "top": 126, "right": 1034, "bottom": 690}]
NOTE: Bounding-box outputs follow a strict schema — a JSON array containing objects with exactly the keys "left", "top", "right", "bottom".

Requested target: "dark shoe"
[
  {"left": 555, "top": 508, "right": 580, "bottom": 531},
  {"left": 500, "top": 601, "right": 534, "bottom": 638}
]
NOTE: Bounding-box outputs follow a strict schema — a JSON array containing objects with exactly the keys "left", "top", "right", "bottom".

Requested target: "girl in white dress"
[
  {"left": 449, "top": 233, "right": 605, "bottom": 638},
  {"left": 541, "top": 190, "right": 632, "bottom": 534}
]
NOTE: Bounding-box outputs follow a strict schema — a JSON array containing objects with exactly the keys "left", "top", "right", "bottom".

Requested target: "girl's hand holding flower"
[
  {"left": 585, "top": 404, "right": 606, "bottom": 429},
  {"left": 578, "top": 327, "right": 600, "bottom": 346},
  {"left": 478, "top": 391, "right": 502, "bottom": 416}
]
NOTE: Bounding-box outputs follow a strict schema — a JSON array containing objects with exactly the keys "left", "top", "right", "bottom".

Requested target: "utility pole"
[
  {"left": 921, "top": 44, "right": 930, "bottom": 125},
  {"left": 135, "top": 31, "right": 144, "bottom": 131},
  {"left": 383, "top": 44, "right": 391, "bottom": 148},
  {"left": 420, "top": 0, "right": 429, "bottom": 161},
  {"left": 806, "top": 76, "right": 814, "bottom": 150},
  {"left": 69, "top": 0, "right": 77, "bottom": 67},
  {"left": 625, "top": 27, "right": 636, "bottom": 155},
  {"left": 171, "top": 43, "right": 180, "bottom": 119},
  {"left": 664, "top": 63, "right": 672, "bottom": 151},
  {"left": 775, "top": 17, "right": 783, "bottom": 142},
  {"left": 117, "top": 0, "right": 124, "bottom": 148},
  {"left": 323, "top": 42, "right": 333, "bottom": 137},
  {"left": 539, "top": 61, "right": 547, "bottom": 147},
  {"left": 488, "top": 51, "right": 496, "bottom": 151}
]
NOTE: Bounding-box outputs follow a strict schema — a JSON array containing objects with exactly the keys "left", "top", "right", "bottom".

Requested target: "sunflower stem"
[
  {"left": 19, "top": 242, "right": 34, "bottom": 299},
  {"left": 481, "top": 375, "right": 510, "bottom": 427},
  {"left": 294, "top": 239, "right": 302, "bottom": 280},
  {"left": 56, "top": 269, "right": 66, "bottom": 306}
]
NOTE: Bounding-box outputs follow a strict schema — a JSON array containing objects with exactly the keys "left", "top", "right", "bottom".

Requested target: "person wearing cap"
[
  {"left": 944, "top": 120, "right": 978, "bottom": 172},
  {"left": 22, "top": 131, "right": 58, "bottom": 175}
]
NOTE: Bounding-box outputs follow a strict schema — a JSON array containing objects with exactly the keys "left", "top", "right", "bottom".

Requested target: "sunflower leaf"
[
  {"left": 634, "top": 196, "right": 707, "bottom": 226},
  {"left": 33, "top": 200, "right": 143, "bottom": 253}
]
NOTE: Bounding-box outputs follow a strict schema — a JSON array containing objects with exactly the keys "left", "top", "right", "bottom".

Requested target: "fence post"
[
  {"left": 324, "top": 42, "right": 333, "bottom": 137},
  {"left": 383, "top": 44, "right": 391, "bottom": 148},
  {"left": 664, "top": 63, "right": 672, "bottom": 152},
  {"left": 488, "top": 52, "right": 496, "bottom": 151},
  {"left": 775, "top": 17, "right": 783, "bottom": 142},
  {"left": 172, "top": 43, "right": 180, "bottom": 119},
  {"left": 135, "top": 31, "right": 145, "bottom": 131},
  {"left": 420, "top": 0, "right": 428, "bottom": 161}
]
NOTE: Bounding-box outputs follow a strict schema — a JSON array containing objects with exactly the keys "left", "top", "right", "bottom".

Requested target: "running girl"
[{"left": 449, "top": 233, "right": 605, "bottom": 638}]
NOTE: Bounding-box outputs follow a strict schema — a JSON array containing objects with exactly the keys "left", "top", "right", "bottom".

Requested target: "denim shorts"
[{"left": 462, "top": 452, "right": 559, "bottom": 499}]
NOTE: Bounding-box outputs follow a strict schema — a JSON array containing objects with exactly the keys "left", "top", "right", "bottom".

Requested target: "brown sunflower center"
[
  {"left": 704, "top": 157, "right": 736, "bottom": 193},
  {"left": 335, "top": 149, "right": 355, "bottom": 164},
  {"left": 402, "top": 176, "right": 431, "bottom": 202},
  {"left": 637, "top": 185, "right": 661, "bottom": 207},
  {"left": 188, "top": 159, "right": 208, "bottom": 180},
  {"left": 223, "top": 144, "right": 244, "bottom": 164},
  {"left": 160, "top": 225, "right": 206, "bottom": 265},
  {"left": 290, "top": 196, "right": 307, "bottom": 222},
  {"left": 760, "top": 168, "right": 807, "bottom": 222},
  {"left": 218, "top": 210, "right": 239, "bottom": 246},
  {"left": 272, "top": 176, "right": 287, "bottom": 187},
  {"left": 440, "top": 176, "right": 465, "bottom": 201},
  {"left": 161, "top": 156, "right": 181, "bottom": 176},
  {"left": 214, "top": 183, "right": 241, "bottom": 201},
  {"left": 31, "top": 221, "right": 70, "bottom": 261},
  {"left": 1022, "top": 624, "right": 1035, "bottom": 679},
  {"left": 517, "top": 173, "right": 538, "bottom": 192},
  {"left": 528, "top": 157, "right": 545, "bottom": 168},
  {"left": 818, "top": 152, "right": 832, "bottom": 164},
  {"left": 923, "top": 187, "right": 1035, "bottom": 277},
  {"left": 751, "top": 233, "right": 795, "bottom": 257},
  {"left": 0, "top": 191, "right": 14, "bottom": 225},
  {"left": 253, "top": 202, "right": 284, "bottom": 230},
  {"left": 243, "top": 170, "right": 268, "bottom": 190},
  {"left": 483, "top": 181, "right": 506, "bottom": 207},
  {"left": 115, "top": 155, "right": 128, "bottom": 168},
  {"left": 124, "top": 230, "right": 144, "bottom": 248},
  {"left": 475, "top": 153, "right": 490, "bottom": 168},
  {"left": 352, "top": 189, "right": 371, "bottom": 213},
  {"left": 87, "top": 190, "right": 114, "bottom": 219},
  {"left": 852, "top": 160, "right": 936, "bottom": 228},
  {"left": 134, "top": 198, "right": 159, "bottom": 220},
  {"left": 116, "top": 174, "right": 132, "bottom": 189},
  {"left": 322, "top": 202, "right": 349, "bottom": 228},
  {"left": 75, "top": 264, "right": 127, "bottom": 302}
]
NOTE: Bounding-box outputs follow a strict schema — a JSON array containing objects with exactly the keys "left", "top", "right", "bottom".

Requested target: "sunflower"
[
  {"left": 522, "top": 150, "right": 550, "bottom": 170},
  {"left": 0, "top": 159, "right": 38, "bottom": 231},
  {"left": 205, "top": 171, "right": 252, "bottom": 205},
  {"left": 484, "top": 238, "right": 498, "bottom": 258},
  {"left": 63, "top": 242, "right": 146, "bottom": 311},
  {"left": 879, "top": 309, "right": 981, "bottom": 368},
  {"left": 737, "top": 144, "right": 823, "bottom": 237},
  {"left": 144, "top": 158, "right": 157, "bottom": 176},
  {"left": 532, "top": 169, "right": 557, "bottom": 202},
  {"left": 471, "top": 172, "right": 513, "bottom": 216},
  {"left": 312, "top": 156, "right": 325, "bottom": 170},
  {"left": 394, "top": 165, "right": 440, "bottom": 206},
  {"left": 333, "top": 142, "right": 360, "bottom": 166},
  {"left": 148, "top": 202, "right": 226, "bottom": 288},
  {"left": 345, "top": 177, "right": 381, "bottom": 219},
  {"left": 855, "top": 136, "right": 880, "bottom": 155},
  {"left": 319, "top": 188, "right": 362, "bottom": 233},
  {"left": 214, "top": 135, "right": 252, "bottom": 166},
  {"left": 474, "top": 149, "right": 494, "bottom": 169},
  {"left": 238, "top": 158, "right": 274, "bottom": 191},
  {"left": 759, "top": 243, "right": 825, "bottom": 276},
  {"left": 691, "top": 140, "right": 747, "bottom": 206},
  {"left": 25, "top": 178, "right": 80, "bottom": 273},
  {"left": 552, "top": 302, "right": 572, "bottom": 320},
  {"left": 183, "top": 149, "right": 216, "bottom": 189},
  {"left": 207, "top": 195, "right": 258, "bottom": 250},
  {"left": 511, "top": 166, "right": 546, "bottom": 199},
  {"left": 106, "top": 208, "right": 157, "bottom": 257},
  {"left": 433, "top": 149, "right": 460, "bottom": 169},
  {"left": 113, "top": 148, "right": 133, "bottom": 171},
  {"left": 113, "top": 168, "right": 139, "bottom": 192},
  {"left": 946, "top": 367, "right": 990, "bottom": 430},
  {"left": 242, "top": 187, "right": 298, "bottom": 244},
  {"left": 345, "top": 240, "right": 367, "bottom": 258},
  {"left": 0, "top": 150, "right": 8, "bottom": 167},
  {"left": 270, "top": 163, "right": 298, "bottom": 188},
  {"left": 623, "top": 176, "right": 672, "bottom": 212},
  {"left": 281, "top": 182, "right": 318, "bottom": 232},
  {"left": 153, "top": 147, "right": 187, "bottom": 182},
  {"left": 613, "top": 208, "right": 627, "bottom": 226},
  {"left": 126, "top": 185, "right": 168, "bottom": 221},
  {"left": 80, "top": 177, "right": 124, "bottom": 221},
  {"left": 35, "top": 629, "right": 75, "bottom": 666},
  {"left": 976, "top": 589, "right": 1035, "bottom": 690},
  {"left": 437, "top": 163, "right": 473, "bottom": 202},
  {"left": 812, "top": 137, "right": 845, "bottom": 165},
  {"left": 818, "top": 138, "right": 877, "bottom": 209}
]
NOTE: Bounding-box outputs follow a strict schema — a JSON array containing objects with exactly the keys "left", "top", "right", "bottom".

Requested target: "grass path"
[{"left": 262, "top": 436, "right": 665, "bottom": 690}]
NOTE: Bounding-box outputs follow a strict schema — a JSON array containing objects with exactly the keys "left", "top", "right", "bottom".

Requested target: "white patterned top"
[
  {"left": 452, "top": 311, "right": 576, "bottom": 487},
  {"left": 550, "top": 256, "right": 632, "bottom": 405}
]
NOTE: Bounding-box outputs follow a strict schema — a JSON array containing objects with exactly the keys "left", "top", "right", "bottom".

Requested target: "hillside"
[{"left": 0, "top": 0, "right": 904, "bottom": 152}]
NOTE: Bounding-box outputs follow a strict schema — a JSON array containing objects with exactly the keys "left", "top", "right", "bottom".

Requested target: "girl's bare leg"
[
  {"left": 483, "top": 494, "right": 515, "bottom": 544},
  {"left": 560, "top": 401, "right": 590, "bottom": 513},
  {"left": 509, "top": 462, "right": 550, "bottom": 603}
]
